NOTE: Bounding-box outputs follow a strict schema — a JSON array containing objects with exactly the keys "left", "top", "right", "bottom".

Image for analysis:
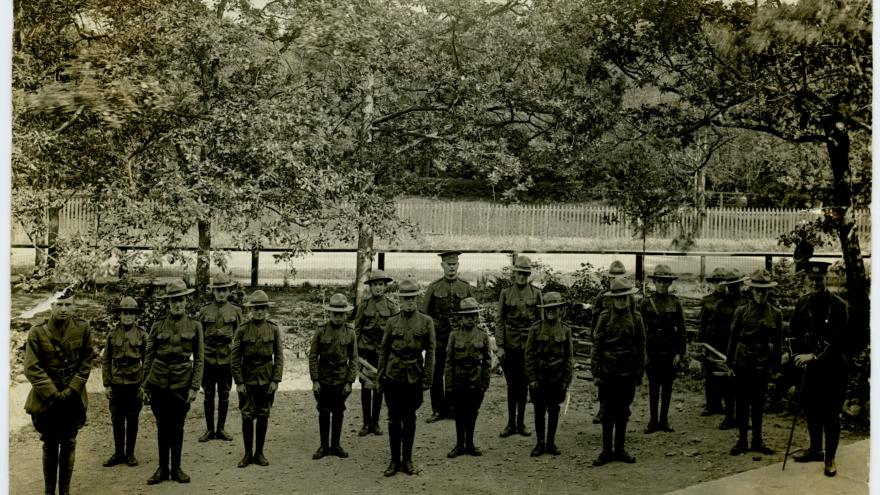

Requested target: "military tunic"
[
  {"left": 524, "top": 321, "right": 574, "bottom": 406},
  {"left": 422, "top": 277, "right": 474, "bottom": 415},
  {"left": 444, "top": 325, "right": 491, "bottom": 397},
  {"left": 309, "top": 322, "right": 358, "bottom": 412},
  {"left": 591, "top": 308, "right": 646, "bottom": 421},
  {"left": 377, "top": 311, "right": 435, "bottom": 416},
  {"left": 789, "top": 289, "right": 849, "bottom": 459},
  {"left": 232, "top": 319, "right": 284, "bottom": 418},
  {"left": 102, "top": 325, "right": 147, "bottom": 419},
  {"left": 640, "top": 293, "right": 686, "bottom": 377},
  {"left": 697, "top": 291, "right": 724, "bottom": 413},
  {"left": 354, "top": 295, "right": 399, "bottom": 369},
  {"left": 24, "top": 317, "right": 95, "bottom": 438},
  {"left": 198, "top": 302, "right": 241, "bottom": 403}
]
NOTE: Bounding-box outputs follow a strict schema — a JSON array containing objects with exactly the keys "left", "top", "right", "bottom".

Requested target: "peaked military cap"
[
  {"left": 324, "top": 293, "right": 354, "bottom": 312},
  {"left": 159, "top": 279, "right": 195, "bottom": 299},
  {"left": 438, "top": 250, "right": 462, "bottom": 260},
  {"left": 745, "top": 269, "right": 777, "bottom": 288},
  {"left": 244, "top": 290, "right": 275, "bottom": 307},
  {"left": 512, "top": 255, "right": 533, "bottom": 273},
  {"left": 537, "top": 291, "right": 566, "bottom": 308},
  {"left": 366, "top": 270, "right": 393, "bottom": 285},
  {"left": 208, "top": 273, "right": 236, "bottom": 289},
  {"left": 649, "top": 264, "right": 678, "bottom": 280},
  {"left": 456, "top": 297, "right": 483, "bottom": 314},
  {"left": 609, "top": 260, "right": 626, "bottom": 276},
  {"left": 397, "top": 278, "right": 421, "bottom": 297},
  {"left": 114, "top": 296, "right": 144, "bottom": 313},
  {"left": 799, "top": 260, "right": 831, "bottom": 275},
  {"left": 604, "top": 277, "right": 639, "bottom": 297}
]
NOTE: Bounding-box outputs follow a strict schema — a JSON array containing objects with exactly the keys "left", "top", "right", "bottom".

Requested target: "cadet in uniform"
[
  {"left": 309, "top": 293, "right": 358, "bottom": 460},
  {"left": 142, "top": 279, "right": 205, "bottom": 484},
  {"left": 789, "top": 261, "right": 850, "bottom": 477},
  {"left": 422, "top": 251, "right": 475, "bottom": 422},
  {"left": 496, "top": 255, "right": 541, "bottom": 437},
  {"left": 697, "top": 267, "right": 728, "bottom": 417},
  {"left": 24, "top": 288, "right": 95, "bottom": 495},
  {"left": 727, "top": 269, "right": 782, "bottom": 456},
  {"left": 231, "top": 290, "right": 284, "bottom": 468},
  {"left": 377, "top": 278, "right": 435, "bottom": 476},
  {"left": 354, "top": 270, "right": 399, "bottom": 436},
  {"left": 524, "top": 291, "right": 574, "bottom": 457},
  {"left": 102, "top": 296, "right": 147, "bottom": 468},
  {"left": 589, "top": 259, "right": 629, "bottom": 425},
  {"left": 713, "top": 269, "right": 748, "bottom": 430},
  {"left": 591, "top": 278, "right": 645, "bottom": 466},
  {"left": 198, "top": 274, "right": 242, "bottom": 442},
  {"left": 641, "top": 265, "right": 686, "bottom": 433},
  {"left": 445, "top": 297, "right": 491, "bottom": 458}
]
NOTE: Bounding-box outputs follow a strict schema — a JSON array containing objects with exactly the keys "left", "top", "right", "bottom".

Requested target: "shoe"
[
  {"left": 171, "top": 467, "right": 190, "bottom": 483},
  {"left": 644, "top": 421, "right": 660, "bottom": 434},
  {"left": 238, "top": 454, "right": 252, "bottom": 468},
  {"left": 384, "top": 461, "right": 399, "bottom": 477},
  {"left": 614, "top": 450, "right": 636, "bottom": 463},
  {"left": 659, "top": 422, "right": 674, "bottom": 433},
  {"left": 467, "top": 445, "right": 483, "bottom": 457},
  {"left": 103, "top": 453, "right": 125, "bottom": 467},
  {"left": 370, "top": 422, "right": 384, "bottom": 435},
  {"left": 751, "top": 443, "right": 775, "bottom": 455},
  {"left": 126, "top": 455, "right": 139, "bottom": 467},
  {"left": 329, "top": 445, "right": 349, "bottom": 458},
  {"left": 593, "top": 449, "right": 613, "bottom": 466},
  {"left": 530, "top": 442, "right": 545, "bottom": 457},
  {"left": 358, "top": 424, "right": 371, "bottom": 437},
  {"left": 824, "top": 458, "right": 837, "bottom": 477},
  {"left": 447, "top": 446, "right": 465, "bottom": 458},
  {"left": 499, "top": 425, "right": 516, "bottom": 438},
  {"left": 401, "top": 460, "right": 419, "bottom": 475},
  {"left": 146, "top": 467, "right": 169, "bottom": 485},
  {"left": 718, "top": 418, "right": 736, "bottom": 430},
  {"left": 793, "top": 449, "right": 824, "bottom": 463},
  {"left": 545, "top": 444, "right": 561, "bottom": 456},
  {"left": 592, "top": 413, "right": 602, "bottom": 425},
  {"left": 426, "top": 412, "right": 443, "bottom": 423},
  {"left": 214, "top": 429, "right": 233, "bottom": 441},
  {"left": 730, "top": 441, "right": 748, "bottom": 456},
  {"left": 253, "top": 453, "right": 270, "bottom": 466},
  {"left": 517, "top": 424, "right": 532, "bottom": 437},
  {"left": 700, "top": 409, "right": 713, "bottom": 417},
  {"left": 198, "top": 430, "right": 214, "bottom": 442},
  {"left": 312, "top": 447, "right": 327, "bottom": 460}
]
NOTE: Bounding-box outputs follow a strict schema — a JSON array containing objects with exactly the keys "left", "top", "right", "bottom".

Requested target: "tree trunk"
[
  {"left": 694, "top": 169, "right": 706, "bottom": 237},
  {"left": 197, "top": 219, "right": 211, "bottom": 294},
  {"left": 355, "top": 225, "right": 374, "bottom": 307},
  {"left": 46, "top": 206, "right": 60, "bottom": 270},
  {"left": 824, "top": 127, "right": 869, "bottom": 346}
]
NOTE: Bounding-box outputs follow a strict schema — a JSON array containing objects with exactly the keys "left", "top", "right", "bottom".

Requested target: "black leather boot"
[
  {"left": 238, "top": 419, "right": 253, "bottom": 467},
  {"left": 545, "top": 407, "right": 561, "bottom": 455},
  {"left": 125, "top": 414, "right": 139, "bottom": 466},
  {"left": 330, "top": 412, "right": 348, "bottom": 458},
  {"left": 254, "top": 417, "right": 270, "bottom": 465},
  {"left": 170, "top": 425, "right": 190, "bottom": 483},
  {"left": 313, "top": 411, "right": 330, "bottom": 459},
  {"left": 384, "top": 420, "right": 401, "bottom": 476},
  {"left": 200, "top": 399, "right": 215, "bottom": 442},
  {"left": 104, "top": 419, "right": 126, "bottom": 467},
  {"left": 215, "top": 400, "right": 233, "bottom": 440},
  {"left": 58, "top": 439, "right": 75, "bottom": 495},
  {"left": 42, "top": 441, "right": 59, "bottom": 495}
]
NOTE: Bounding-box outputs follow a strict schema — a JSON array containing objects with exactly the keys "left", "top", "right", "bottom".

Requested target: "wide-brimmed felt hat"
[
  {"left": 457, "top": 297, "right": 483, "bottom": 314},
  {"left": 159, "top": 279, "right": 195, "bottom": 299},
  {"left": 438, "top": 250, "right": 462, "bottom": 261},
  {"left": 244, "top": 290, "right": 275, "bottom": 307},
  {"left": 397, "top": 278, "right": 422, "bottom": 297},
  {"left": 719, "top": 268, "right": 748, "bottom": 286},
  {"left": 114, "top": 296, "right": 144, "bottom": 313},
  {"left": 608, "top": 260, "right": 626, "bottom": 276},
  {"left": 745, "top": 269, "right": 777, "bottom": 288},
  {"left": 706, "top": 267, "right": 728, "bottom": 283},
  {"left": 208, "top": 273, "right": 236, "bottom": 289},
  {"left": 366, "top": 270, "right": 393, "bottom": 285},
  {"left": 537, "top": 291, "right": 566, "bottom": 308},
  {"left": 649, "top": 264, "right": 678, "bottom": 280},
  {"left": 512, "top": 255, "right": 533, "bottom": 273},
  {"left": 324, "top": 293, "right": 354, "bottom": 312},
  {"left": 604, "top": 277, "right": 639, "bottom": 297}
]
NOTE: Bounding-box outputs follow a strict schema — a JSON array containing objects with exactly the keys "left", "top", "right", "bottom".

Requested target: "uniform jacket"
[
  {"left": 444, "top": 325, "right": 491, "bottom": 393},
  {"left": 142, "top": 315, "right": 204, "bottom": 391},
  {"left": 789, "top": 290, "right": 849, "bottom": 370},
  {"left": 525, "top": 320, "right": 574, "bottom": 388},
  {"left": 421, "top": 277, "right": 475, "bottom": 340},
  {"left": 102, "top": 325, "right": 147, "bottom": 386},
  {"left": 24, "top": 317, "right": 95, "bottom": 416},
  {"left": 591, "top": 308, "right": 646, "bottom": 381},
  {"left": 640, "top": 293, "right": 687, "bottom": 359},
  {"left": 354, "top": 296, "right": 400, "bottom": 353},
  {"left": 231, "top": 319, "right": 284, "bottom": 386},
  {"left": 377, "top": 311, "right": 435, "bottom": 388},
  {"left": 727, "top": 301, "right": 782, "bottom": 372},
  {"left": 198, "top": 302, "right": 242, "bottom": 366},
  {"left": 697, "top": 291, "right": 722, "bottom": 345},
  {"left": 309, "top": 322, "right": 357, "bottom": 386},
  {"left": 496, "top": 284, "right": 542, "bottom": 350}
]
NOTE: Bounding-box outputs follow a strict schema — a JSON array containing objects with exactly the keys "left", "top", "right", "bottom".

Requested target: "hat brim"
[
  {"left": 324, "top": 305, "right": 354, "bottom": 312},
  {"left": 649, "top": 275, "right": 678, "bottom": 280},
  {"left": 537, "top": 301, "right": 567, "bottom": 308},
  {"left": 208, "top": 282, "right": 236, "bottom": 289},
  {"left": 457, "top": 309, "right": 483, "bottom": 314},
  {"left": 398, "top": 291, "right": 422, "bottom": 297},
  {"left": 604, "top": 288, "right": 639, "bottom": 297},
  {"left": 719, "top": 277, "right": 748, "bottom": 285},
  {"left": 705, "top": 277, "right": 726, "bottom": 283},
  {"left": 159, "top": 288, "right": 196, "bottom": 299},
  {"left": 244, "top": 301, "right": 276, "bottom": 307},
  {"left": 512, "top": 267, "right": 532, "bottom": 273},
  {"left": 746, "top": 281, "right": 778, "bottom": 288},
  {"left": 366, "top": 277, "right": 394, "bottom": 284}
]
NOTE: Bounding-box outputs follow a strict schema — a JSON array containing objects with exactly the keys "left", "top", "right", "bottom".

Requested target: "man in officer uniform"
[
  {"left": 25, "top": 287, "right": 95, "bottom": 495},
  {"left": 714, "top": 268, "right": 748, "bottom": 430},
  {"left": 496, "top": 255, "right": 542, "bottom": 438},
  {"left": 422, "top": 251, "right": 475, "bottom": 423},
  {"left": 142, "top": 279, "right": 205, "bottom": 484},
  {"left": 198, "top": 274, "right": 242, "bottom": 442},
  {"left": 789, "top": 261, "right": 850, "bottom": 477},
  {"left": 697, "top": 267, "right": 729, "bottom": 417},
  {"left": 232, "top": 290, "right": 284, "bottom": 468},
  {"left": 102, "top": 296, "right": 147, "bottom": 468}
]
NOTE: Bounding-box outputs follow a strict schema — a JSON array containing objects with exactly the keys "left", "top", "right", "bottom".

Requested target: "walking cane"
[{"left": 782, "top": 368, "right": 808, "bottom": 471}]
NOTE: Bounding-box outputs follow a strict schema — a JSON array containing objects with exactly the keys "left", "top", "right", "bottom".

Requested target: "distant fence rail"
[{"left": 11, "top": 197, "right": 871, "bottom": 247}]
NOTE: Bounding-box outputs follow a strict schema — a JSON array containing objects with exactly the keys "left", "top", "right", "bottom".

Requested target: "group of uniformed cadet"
[{"left": 24, "top": 251, "right": 853, "bottom": 493}]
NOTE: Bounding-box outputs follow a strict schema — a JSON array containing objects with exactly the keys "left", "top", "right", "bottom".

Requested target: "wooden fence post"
[
  {"left": 765, "top": 255, "right": 773, "bottom": 272},
  {"left": 250, "top": 247, "right": 259, "bottom": 287},
  {"left": 378, "top": 252, "right": 385, "bottom": 271},
  {"left": 699, "top": 255, "right": 706, "bottom": 282},
  {"left": 635, "top": 254, "right": 644, "bottom": 283}
]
